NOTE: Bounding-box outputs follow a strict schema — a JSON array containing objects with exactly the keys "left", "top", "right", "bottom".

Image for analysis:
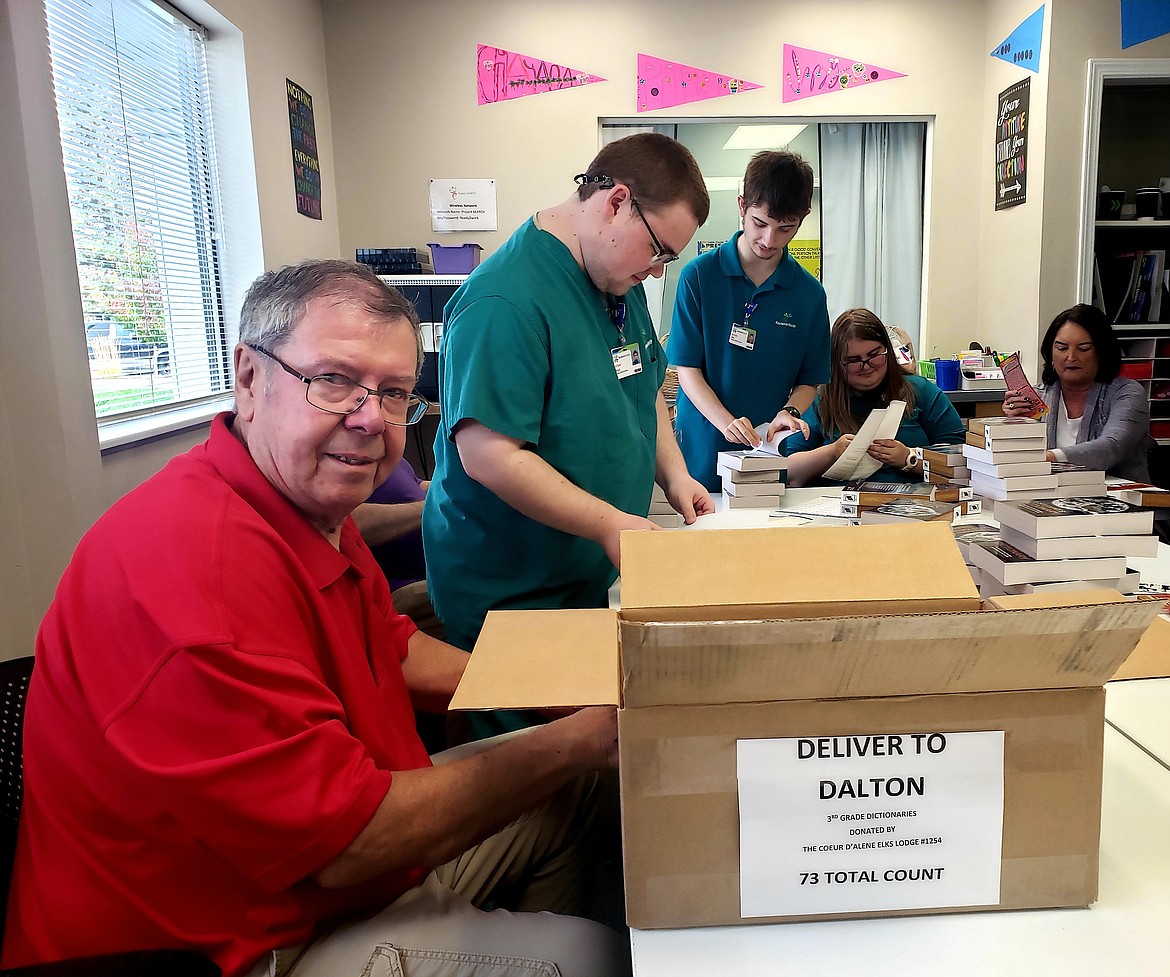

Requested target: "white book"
[
  {"left": 970, "top": 471, "right": 1059, "bottom": 494},
  {"left": 980, "top": 482, "right": 1094, "bottom": 503},
  {"left": 717, "top": 450, "right": 787, "bottom": 473},
  {"left": 722, "top": 477, "right": 787, "bottom": 498},
  {"left": 966, "top": 416, "right": 1046, "bottom": 438},
  {"left": 965, "top": 458, "right": 1053, "bottom": 478},
  {"left": 994, "top": 496, "right": 1155, "bottom": 539},
  {"left": 722, "top": 492, "right": 783, "bottom": 509},
  {"left": 962, "top": 443, "right": 1050, "bottom": 466},
  {"left": 718, "top": 464, "right": 785, "bottom": 484},
  {"left": 980, "top": 575, "right": 1128, "bottom": 598},
  {"left": 998, "top": 523, "right": 1159, "bottom": 560},
  {"left": 968, "top": 540, "right": 1128, "bottom": 586}
]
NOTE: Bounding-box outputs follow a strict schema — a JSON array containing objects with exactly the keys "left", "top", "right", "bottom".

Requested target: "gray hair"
[{"left": 239, "top": 259, "right": 423, "bottom": 375}]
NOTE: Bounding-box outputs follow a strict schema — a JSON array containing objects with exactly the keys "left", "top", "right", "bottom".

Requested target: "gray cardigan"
[{"left": 1040, "top": 377, "right": 1153, "bottom": 482}]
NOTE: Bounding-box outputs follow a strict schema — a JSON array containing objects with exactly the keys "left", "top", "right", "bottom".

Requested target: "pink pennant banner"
[
  {"left": 477, "top": 44, "right": 605, "bottom": 105},
  {"left": 637, "top": 54, "right": 762, "bottom": 112},
  {"left": 782, "top": 44, "right": 906, "bottom": 103}
]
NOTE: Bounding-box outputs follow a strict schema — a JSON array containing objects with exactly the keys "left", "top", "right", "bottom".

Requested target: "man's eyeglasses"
[
  {"left": 247, "top": 344, "right": 429, "bottom": 426},
  {"left": 630, "top": 196, "right": 679, "bottom": 266},
  {"left": 841, "top": 349, "right": 888, "bottom": 373}
]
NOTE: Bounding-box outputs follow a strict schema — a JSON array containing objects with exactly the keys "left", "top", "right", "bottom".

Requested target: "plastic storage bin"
[{"left": 427, "top": 243, "right": 483, "bottom": 274}]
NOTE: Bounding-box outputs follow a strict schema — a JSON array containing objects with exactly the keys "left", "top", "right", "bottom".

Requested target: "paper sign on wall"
[
  {"left": 1121, "top": 0, "right": 1170, "bottom": 49},
  {"left": 286, "top": 79, "right": 322, "bottom": 220},
  {"left": 477, "top": 45, "right": 605, "bottom": 104},
  {"left": 429, "top": 179, "right": 497, "bottom": 232},
  {"left": 737, "top": 730, "right": 1005, "bottom": 917},
  {"left": 637, "top": 54, "right": 762, "bottom": 112},
  {"left": 782, "top": 45, "right": 906, "bottom": 104},
  {"left": 990, "top": 5, "right": 1044, "bottom": 73}
]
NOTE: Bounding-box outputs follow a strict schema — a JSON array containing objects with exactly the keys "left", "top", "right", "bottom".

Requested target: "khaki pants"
[{"left": 248, "top": 738, "right": 629, "bottom": 977}]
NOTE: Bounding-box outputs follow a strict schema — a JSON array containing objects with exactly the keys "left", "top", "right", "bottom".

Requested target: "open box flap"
[
  {"left": 450, "top": 608, "right": 620, "bottom": 711},
  {"left": 617, "top": 601, "right": 1162, "bottom": 707},
  {"left": 619, "top": 521, "right": 978, "bottom": 620}
]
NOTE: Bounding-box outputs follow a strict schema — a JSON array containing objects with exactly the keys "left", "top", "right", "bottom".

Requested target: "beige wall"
[
  {"left": 322, "top": 0, "right": 990, "bottom": 360},
  {"left": 0, "top": 0, "right": 342, "bottom": 658}
]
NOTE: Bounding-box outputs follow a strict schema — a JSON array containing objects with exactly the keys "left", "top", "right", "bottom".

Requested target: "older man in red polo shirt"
[{"left": 4, "top": 260, "right": 627, "bottom": 977}]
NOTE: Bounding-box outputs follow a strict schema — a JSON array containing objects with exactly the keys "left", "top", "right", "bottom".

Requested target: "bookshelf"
[{"left": 1086, "top": 74, "right": 1170, "bottom": 446}]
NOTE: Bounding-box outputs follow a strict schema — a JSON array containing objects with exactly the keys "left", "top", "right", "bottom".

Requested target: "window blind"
[{"left": 44, "top": 0, "right": 229, "bottom": 421}]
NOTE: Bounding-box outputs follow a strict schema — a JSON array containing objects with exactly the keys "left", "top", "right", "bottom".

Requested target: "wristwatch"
[
  {"left": 781, "top": 405, "right": 801, "bottom": 420},
  {"left": 902, "top": 447, "right": 922, "bottom": 472}
]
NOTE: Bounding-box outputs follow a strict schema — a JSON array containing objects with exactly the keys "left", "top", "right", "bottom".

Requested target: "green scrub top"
[{"left": 423, "top": 219, "right": 666, "bottom": 657}]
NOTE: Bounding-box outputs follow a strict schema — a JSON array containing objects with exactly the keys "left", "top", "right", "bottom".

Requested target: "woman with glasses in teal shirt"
[{"left": 782, "top": 308, "right": 966, "bottom": 485}]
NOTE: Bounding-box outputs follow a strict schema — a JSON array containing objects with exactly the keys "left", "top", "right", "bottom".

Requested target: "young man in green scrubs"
[{"left": 423, "top": 134, "right": 713, "bottom": 735}]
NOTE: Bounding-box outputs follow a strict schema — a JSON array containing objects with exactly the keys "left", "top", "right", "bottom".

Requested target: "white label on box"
[{"left": 737, "top": 730, "right": 1004, "bottom": 917}]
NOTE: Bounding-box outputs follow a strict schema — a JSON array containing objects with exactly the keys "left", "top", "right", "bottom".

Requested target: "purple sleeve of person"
[{"left": 367, "top": 458, "right": 426, "bottom": 504}]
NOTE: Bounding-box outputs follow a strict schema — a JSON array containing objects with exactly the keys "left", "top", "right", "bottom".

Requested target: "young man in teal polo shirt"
[
  {"left": 423, "top": 134, "right": 714, "bottom": 737},
  {"left": 669, "top": 150, "right": 831, "bottom": 491}
]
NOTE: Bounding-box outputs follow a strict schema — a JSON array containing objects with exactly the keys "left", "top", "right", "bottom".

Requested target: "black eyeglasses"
[
  {"left": 248, "top": 344, "right": 429, "bottom": 426},
  {"left": 841, "top": 349, "right": 888, "bottom": 373},
  {"left": 630, "top": 196, "right": 679, "bottom": 266}
]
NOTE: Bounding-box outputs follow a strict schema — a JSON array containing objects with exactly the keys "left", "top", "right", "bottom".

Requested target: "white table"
[
  {"left": 1106, "top": 676, "right": 1170, "bottom": 770},
  {"left": 630, "top": 727, "right": 1170, "bottom": 976}
]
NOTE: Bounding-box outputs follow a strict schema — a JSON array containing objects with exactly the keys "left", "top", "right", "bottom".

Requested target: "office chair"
[{"left": 0, "top": 656, "right": 219, "bottom": 977}]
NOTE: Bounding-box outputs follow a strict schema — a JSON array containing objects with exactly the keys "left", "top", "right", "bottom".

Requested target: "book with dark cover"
[
  {"left": 858, "top": 499, "right": 959, "bottom": 524},
  {"left": 998, "top": 523, "right": 1158, "bottom": 560},
  {"left": 969, "top": 539, "right": 1128, "bottom": 586},
  {"left": 950, "top": 522, "right": 1001, "bottom": 561},
  {"left": 994, "top": 496, "right": 1154, "bottom": 539},
  {"left": 841, "top": 479, "right": 970, "bottom": 507}
]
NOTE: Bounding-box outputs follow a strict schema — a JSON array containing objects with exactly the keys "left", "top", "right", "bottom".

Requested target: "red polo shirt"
[{"left": 4, "top": 414, "right": 430, "bottom": 976}]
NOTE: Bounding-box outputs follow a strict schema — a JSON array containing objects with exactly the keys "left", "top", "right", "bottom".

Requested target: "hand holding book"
[{"left": 995, "top": 351, "right": 1048, "bottom": 419}]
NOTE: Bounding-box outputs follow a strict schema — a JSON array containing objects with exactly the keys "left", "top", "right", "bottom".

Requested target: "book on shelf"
[
  {"left": 858, "top": 499, "right": 960, "bottom": 525},
  {"left": 950, "top": 522, "right": 1001, "bottom": 561},
  {"left": 994, "top": 496, "right": 1155, "bottom": 539},
  {"left": 997, "top": 522, "right": 1159, "bottom": 560},
  {"left": 962, "top": 443, "right": 1050, "bottom": 466},
  {"left": 840, "top": 479, "right": 972, "bottom": 507},
  {"left": 716, "top": 449, "right": 788, "bottom": 473},
  {"left": 1116, "top": 250, "right": 1165, "bottom": 324},
  {"left": 968, "top": 540, "right": 1128, "bottom": 586}
]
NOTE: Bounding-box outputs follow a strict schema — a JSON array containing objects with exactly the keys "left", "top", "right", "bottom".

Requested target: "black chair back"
[{"left": 0, "top": 657, "right": 33, "bottom": 949}]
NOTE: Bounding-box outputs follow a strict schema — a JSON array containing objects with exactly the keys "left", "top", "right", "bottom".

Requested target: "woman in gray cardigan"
[{"left": 1002, "top": 304, "right": 1154, "bottom": 482}]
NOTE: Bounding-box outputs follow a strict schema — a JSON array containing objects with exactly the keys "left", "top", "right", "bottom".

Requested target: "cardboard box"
[{"left": 452, "top": 523, "right": 1160, "bottom": 928}]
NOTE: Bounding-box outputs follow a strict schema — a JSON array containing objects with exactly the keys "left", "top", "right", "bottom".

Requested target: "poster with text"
[
  {"left": 995, "top": 78, "right": 1029, "bottom": 211},
  {"left": 738, "top": 730, "right": 1005, "bottom": 917},
  {"left": 287, "top": 79, "right": 321, "bottom": 220}
]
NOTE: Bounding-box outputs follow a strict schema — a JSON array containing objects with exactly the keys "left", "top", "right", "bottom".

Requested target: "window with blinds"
[{"left": 44, "top": 0, "right": 230, "bottom": 422}]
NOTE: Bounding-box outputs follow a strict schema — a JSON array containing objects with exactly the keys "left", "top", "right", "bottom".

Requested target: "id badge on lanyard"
[
  {"left": 729, "top": 300, "right": 758, "bottom": 351},
  {"left": 611, "top": 342, "right": 643, "bottom": 379}
]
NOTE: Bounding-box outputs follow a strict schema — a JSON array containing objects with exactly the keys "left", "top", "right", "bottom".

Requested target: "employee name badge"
[
  {"left": 729, "top": 324, "right": 757, "bottom": 351},
  {"left": 611, "top": 341, "right": 643, "bottom": 379}
]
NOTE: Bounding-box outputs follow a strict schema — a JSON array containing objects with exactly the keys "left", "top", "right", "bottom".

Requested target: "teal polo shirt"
[{"left": 669, "top": 233, "right": 830, "bottom": 490}]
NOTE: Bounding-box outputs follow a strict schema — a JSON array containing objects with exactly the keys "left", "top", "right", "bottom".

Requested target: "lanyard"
[
  {"left": 742, "top": 301, "right": 758, "bottom": 329},
  {"left": 607, "top": 296, "right": 627, "bottom": 344}
]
